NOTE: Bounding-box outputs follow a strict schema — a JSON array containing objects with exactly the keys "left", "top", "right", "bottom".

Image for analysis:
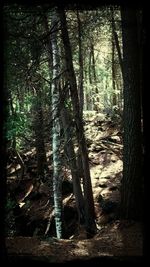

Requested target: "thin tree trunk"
[
  {"left": 51, "top": 11, "right": 63, "bottom": 238},
  {"left": 60, "top": 106, "right": 85, "bottom": 224},
  {"left": 111, "top": 7, "right": 123, "bottom": 76},
  {"left": 58, "top": 9, "right": 96, "bottom": 235},
  {"left": 91, "top": 41, "right": 99, "bottom": 111},
  {"left": 84, "top": 68, "right": 89, "bottom": 111},
  {"left": 77, "top": 10, "right": 84, "bottom": 117},
  {"left": 116, "top": 77, "right": 122, "bottom": 111},
  {"left": 76, "top": 11, "right": 85, "bottom": 184},
  {"left": 111, "top": 10, "right": 117, "bottom": 107},
  {"left": 88, "top": 51, "right": 94, "bottom": 111},
  {"left": 33, "top": 87, "right": 47, "bottom": 178},
  {"left": 89, "top": 50, "right": 92, "bottom": 85},
  {"left": 91, "top": 42, "right": 97, "bottom": 90}
]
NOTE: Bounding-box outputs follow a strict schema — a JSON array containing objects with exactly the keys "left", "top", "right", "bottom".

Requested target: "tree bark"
[
  {"left": 91, "top": 42, "right": 97, "bottom": 88},
  {"left": 111, "top": 9, "right": 117, "bottom": 107},
  {"left": 60, "top": 106, "right": 85, "bottom": 224},
  {"left": 77, "top": 10, "right": 84, "bottom": 117},
  {"left": 88, "top": 51, "right": 93, "bottom": 111},
  {"left": 111, "top": 7, "right": 123, "bottom": 76},
  {"left": 58, "top": 9, "right": 96, "bottom": 235},
  {"left": 51, "top": 11, "right": 63, "bottom": 238},
  {"left": 120, "top": 7, "right": 143, "bottom": 220}
]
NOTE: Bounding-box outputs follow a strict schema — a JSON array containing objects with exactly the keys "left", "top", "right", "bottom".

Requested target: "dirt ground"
[
  {"left": 5, "top": 112, "right": 144, "bottom": 264},
  {"left": 6, "top": 220, "right": 143, "bottom": 263}
]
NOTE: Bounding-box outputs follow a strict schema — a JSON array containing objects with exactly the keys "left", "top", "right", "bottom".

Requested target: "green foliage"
[
  {"left": 64, "top": 99, "right": 72, "bottom": 110},
  {"left": 6, "top": 95, "right": 33, "bottom": 150},
  {"left": 4, "top": 6, "right": 123, "bottom": 149}
]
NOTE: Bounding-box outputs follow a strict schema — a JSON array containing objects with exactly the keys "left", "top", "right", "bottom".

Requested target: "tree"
[
  {"left": 44, "top": 9, "right": 86, "bottom": 228},
  {"left": 111, "top": 30, "right": 116, "bottom": 107},
  {"left": 51, "top": 10, "right": 63, "bottom": 238},
  {"left": 120, "top": 6, "right": 143, "bottom": 220},
  {"left": 111, "top": 7, "right": 117, "bottom": 107},
  {"left": 110, "top": 7, "right": 123, "bottom": 113},
  {"left": 77, "top": 10, "right": 84, "bottom": 117},
  {"left": 111, "top": 6, "right": 123, "bottom": 75},
  {"left": 60, "top": 105, "right": 85, "bottom": 224},
  {"left": 58, "top": 9, "right": 96, "bottom": 235}
]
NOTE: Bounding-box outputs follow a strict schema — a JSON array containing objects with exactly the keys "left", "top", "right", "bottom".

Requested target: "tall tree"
[
  {"left": 111, "top": 8, "right": 117, "bottom": 107},
  {"left": 58, "top": 9, "right": 96, "bottom": 235},
  {"left": 60, "top": 104, "right": 85, "bottom": 224},
  {"left": 44, "top": 10, "right": 85, "bottom": 228},
  {"left": 120, "top": 7, "right": 143, "bottom": 220},
  {"left": 77, "top": 10, "right": 84, "bottom": 116},
  {"left": 51, "top": 11, "right": 63, "bottom": 238},
  {"left": 111, "top": 7, "right": 123, "bottom": 75}
]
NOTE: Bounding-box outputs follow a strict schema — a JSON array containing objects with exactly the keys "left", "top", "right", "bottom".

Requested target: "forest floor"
[{"left": 5, "top": 111, "right": 144, "bottom": 264}]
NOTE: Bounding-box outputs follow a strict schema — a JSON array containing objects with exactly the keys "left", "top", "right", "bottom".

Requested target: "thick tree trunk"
[
  {"left": 58, "top": 9, "right": 96, "bottom": 235},
  {"left": 120, "top": 7, "right": 143, "bottom": 220}
]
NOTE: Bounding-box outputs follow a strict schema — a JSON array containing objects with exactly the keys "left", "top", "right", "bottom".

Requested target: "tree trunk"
[
  {"left": 77, "top": 10, "right": 84, "bottom": 117},
  {"left": 33, "top": 87, "right": 47, "bottom": 179},
  {"left": 111, "top": 9, "right": 117, "bottom": 107},
  {"left": 60, "top": 105, "right": 85, "bottom": 224},
  {"left": 58, "top": 9, "right": 96, "bottom": 235},
  {"left": 91, "top": 42, "right": 97, "bottom": 89},
  {"left": 120, "top": 7, "right": 143, "bottom": 220},
  {"left": 112, "top": 41, "right": 116, "bottom": 107},
  {"left": 83, "top": 68, "right": 89, "bottom": 111},
  {"left": 76, "top": 11, "right": 85, "bottom": 178},
  {"left": 51, "top": 11, "right": 63, "bottom": 238},
  {"left": 111, "top": 7, "right": 123, "bottom": 76},
  {"left": 89, "top": 50, "right": 92, "bottom": 85},
  {"left": 88, "top": 49, "right": 94, "bottom": 111}
]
